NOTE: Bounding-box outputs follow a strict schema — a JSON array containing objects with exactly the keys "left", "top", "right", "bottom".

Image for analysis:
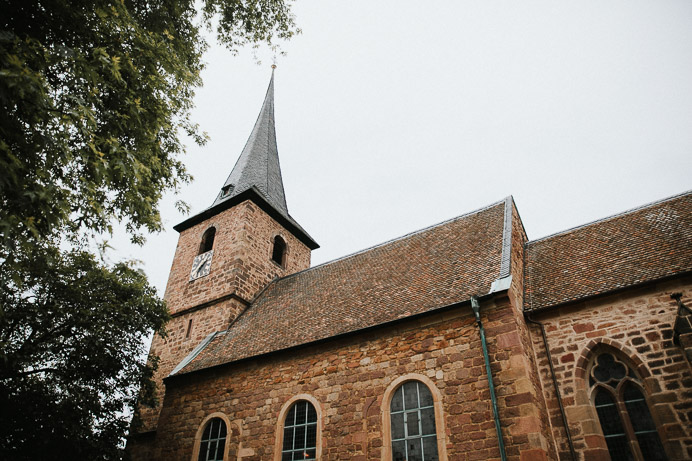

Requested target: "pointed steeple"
[
  {"left": 212, "top": 69, "right": 287, "bottom": 215},
  {"left": 174, "top": 69, "right": 318, "bottom": 250}
]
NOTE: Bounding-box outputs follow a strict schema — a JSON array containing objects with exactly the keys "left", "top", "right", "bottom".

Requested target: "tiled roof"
[
  {"left": 524, "top": 191, "right": 692, "bottom": 312},
  {"left": 176, "top": 200, "right": 506, "bottom": 374}
]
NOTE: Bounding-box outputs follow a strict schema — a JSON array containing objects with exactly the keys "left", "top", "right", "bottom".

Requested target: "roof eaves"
[
  {"left": 173, "top": 187, "right": 319, "bottom": 249},
  {"left": 524, "top": 269, "right": 692, "bottom": 315},
  {"left": 173, "top": 291, "right": 501, "bottom": 379}
]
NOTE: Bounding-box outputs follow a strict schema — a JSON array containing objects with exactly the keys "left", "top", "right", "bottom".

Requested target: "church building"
[{"left": 127, "top": 71, "right": 692, "bottom": 461}]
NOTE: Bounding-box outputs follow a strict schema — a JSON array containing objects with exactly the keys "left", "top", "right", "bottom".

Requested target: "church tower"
[{"left": 136, "top": 70, "right": 319, "bottom": 435}]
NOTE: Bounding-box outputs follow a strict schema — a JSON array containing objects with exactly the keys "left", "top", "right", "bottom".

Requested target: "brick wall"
[
  {"left": 142, "top": 294, "right": 551, "bottom": 461},
  {"left": 529, "top": 275, "right": 692, "bottom": 460}
]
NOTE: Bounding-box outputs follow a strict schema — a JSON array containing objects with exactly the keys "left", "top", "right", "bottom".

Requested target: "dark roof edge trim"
[
  {"left": 524, "top": 269, "right": 692, "bottom": 315},
  {"left": 167, "top": 290, "right": 506, "bottom": 381},
  {"left": 173, "top": 187, "right": 319, "bottom": 249},
  {"left": 527, "top": 189, "right": 692, "bottom": 245}
]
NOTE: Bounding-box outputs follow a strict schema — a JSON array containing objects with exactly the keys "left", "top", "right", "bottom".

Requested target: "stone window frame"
[
  {"left": 381, "top": 374, "right": 448, "bottom": 461},
  {"left": 574, "top": 339, "right": 672, "bottom": 461},
  {"left": 274, "top": 394, "right": 323, "bottom": 461},
  {"left": 191, "top": 412, "right": 233, "bottom": 461}
]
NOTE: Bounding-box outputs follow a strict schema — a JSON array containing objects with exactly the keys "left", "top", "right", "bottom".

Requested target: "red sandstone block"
[
  {"left": 497, "top": 331, "right": 521, "bottom": 349},
  {"left": 519, "top": 448, "right": 547, "bottom": 461},
  {"left": 573, "top": 323, "right": 595, "bottom": 333},
  {"left": 560, "top": 353, "right": 575, "bottom": 363},
  {"left": 505, "top": 392, "right": 533, "bottom": 407}
]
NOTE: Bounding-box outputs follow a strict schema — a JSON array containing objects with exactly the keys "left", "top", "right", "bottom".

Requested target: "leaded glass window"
[
  {"left": 198, "top": 418, "right": 226, "bottom": 461},
  {"left": 281, "top": 401, "right": 317, "bottom": 461},
  {"left": 589, "top": 352, "right": 667, "bottom": 461},
  {"left": 390, "top": 381, "right": 438, "bottom": 461}
]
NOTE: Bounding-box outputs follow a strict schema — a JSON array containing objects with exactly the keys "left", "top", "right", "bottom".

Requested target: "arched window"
[
  {"left": 197, "top": 417, "right": 227, "bottom": 461},
  {"left": 272, "top": 236, "right": 286, "bottom": 266},
  {"left": 281, "top": 400, "right": 317, "bottom": 460},
  {"left": 590, "top": 352, "right": 667, "bottom": 461},
  {"left": 390, "top": 381, "right": 438, "bottom": 461},
  {"left": 199, "top": 227, "right": 216, "bottom": 254}
]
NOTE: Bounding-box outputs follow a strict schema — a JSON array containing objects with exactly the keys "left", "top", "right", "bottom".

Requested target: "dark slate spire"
[
  {"left": 212, "top": 69, "right": 288, "bottom": 215},
  {"left": 173, "top": 69, "right": 318, "bottom": 249}
]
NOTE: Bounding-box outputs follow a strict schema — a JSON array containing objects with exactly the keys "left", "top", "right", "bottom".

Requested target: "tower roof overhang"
[{"left": 173, "top": 186, "right": 319, "bottom": 250}]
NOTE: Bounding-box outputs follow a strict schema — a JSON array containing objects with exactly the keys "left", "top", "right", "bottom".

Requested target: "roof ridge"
[
  {"left": 267, "top": 198, "right": 507, "bottom": 285},
  {"left": 527, "top": 189, "right": 692, "bottom": 245}
]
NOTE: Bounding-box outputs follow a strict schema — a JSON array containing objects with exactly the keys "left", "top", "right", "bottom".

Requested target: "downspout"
[
  {"left": 525, "top": 314, "right": 577, "bottom": 461},
  {"left": 470, "top": 296, "right": 508, "bottom": 461}
]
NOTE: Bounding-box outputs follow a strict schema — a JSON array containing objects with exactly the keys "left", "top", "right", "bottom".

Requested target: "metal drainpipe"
[
  {"left": 525, "top": 314, "right": 577, "bottom": 461},
  {"left": 470, "top": 296, "right": 508, "bottom": 461}
]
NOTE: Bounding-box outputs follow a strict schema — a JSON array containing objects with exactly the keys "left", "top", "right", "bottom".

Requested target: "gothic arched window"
[
  {"left": 272, "top": 235, "right": 286, "bottom": 266},
  {"left": 199, "top": 227, "right": 216, "bottom": 254},
  {"left": 281, "top": 400, "right": 317, "bottom": 460},
  {"left": 589, "top": 352, "right": 667, "bottom": 461},
  {"left": 197, "top": 417, "right": 227, "bottom": 461},
  {"left": 390, "top": 381, "right": 438, "bottom": 461}
]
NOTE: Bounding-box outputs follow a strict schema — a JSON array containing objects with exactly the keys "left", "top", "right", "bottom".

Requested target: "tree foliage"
[
  {"left": 1, "top": 0, "right": 298, "bottom": 247},
  {"left": 0, "top": 0, "right": 298, "bottom": 458},
  {"left": 0, "top": 246, "right": 168, "bottom": 460}
]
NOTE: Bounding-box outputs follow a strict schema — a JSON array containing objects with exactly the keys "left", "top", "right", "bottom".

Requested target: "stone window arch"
[
  {"left": 382, "top": 374, "right": 447, "bottom": 461},
  {"left": 272, "top": 235, "right": 286, "bottom": 266},
  {"left": 192, "top": 413, "right": 232, "bottom": 461},
  {"left": 199, "top": 227, "right": 216, "bottom": 254},
  {"left": 588, "top": 350, "right": 668, "bottom": 461},
  {"left": 274, "top": 394, "right": 322, "bottom": 461}
]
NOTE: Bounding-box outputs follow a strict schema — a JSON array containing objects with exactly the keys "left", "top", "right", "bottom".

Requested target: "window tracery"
[{"left": 589, "top": 352, "right": 667, "bottom": 461}]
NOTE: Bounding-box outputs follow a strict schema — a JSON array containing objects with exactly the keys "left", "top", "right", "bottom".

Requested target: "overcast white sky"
[{"left": 112, "top": 1, "right": 692, "bottom": 297}]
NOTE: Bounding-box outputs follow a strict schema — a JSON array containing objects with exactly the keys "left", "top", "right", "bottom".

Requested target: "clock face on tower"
[{"left": 189, "top": 250, "right": 213, "bottom": 281}]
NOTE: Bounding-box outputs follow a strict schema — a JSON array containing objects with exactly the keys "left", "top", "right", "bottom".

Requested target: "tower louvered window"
[
  {"left": 390, "top": 381, "right": 438, "bottom": 461},
  {"left": 198, "top": 418, "right": 226, "bottom": 461},
  {"left": 590, "top": 352, "right": 667, "bottom": 461},
  {"left": 281, "top": 401, "right": 317, "bottom": 460}
]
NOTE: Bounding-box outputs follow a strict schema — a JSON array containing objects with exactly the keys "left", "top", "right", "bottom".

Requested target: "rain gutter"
[
  {"left": 471, "top": 296, "right": 508, "bottom": 461},
  {"left": 525, "top": 314, "right": 577, "bottom": 461}
]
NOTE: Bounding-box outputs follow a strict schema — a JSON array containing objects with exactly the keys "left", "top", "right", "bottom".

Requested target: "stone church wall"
[
  {"left": 528, "top": 275, "right": 692, "bottom": 460},
  {"left": 148, "top": 294, "right": 556, "bottom": 460},
  {"left": 164, "top": 200, "right": 311, "bottom": 314},
  {"left": 134, "top": 200, "right": 312, "bottom": 435}
]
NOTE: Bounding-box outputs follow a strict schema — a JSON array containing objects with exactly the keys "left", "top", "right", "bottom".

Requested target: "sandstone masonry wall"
[
  {"left": 164, "top": 200, "right": 311, "bottom": 313},
  {"left": 149, "top": 295, "right": 551, "bottom": 461},
  {"left": 529, "top": 276, "right": 692, "bottom": 460},
  {"left": 134, "top": 200, "right": 312, "bottom": 435}
]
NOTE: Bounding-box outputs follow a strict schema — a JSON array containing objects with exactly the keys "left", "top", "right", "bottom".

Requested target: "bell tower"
[{"left": 134, "top": 69, "right": 319, "bottom": 437}]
